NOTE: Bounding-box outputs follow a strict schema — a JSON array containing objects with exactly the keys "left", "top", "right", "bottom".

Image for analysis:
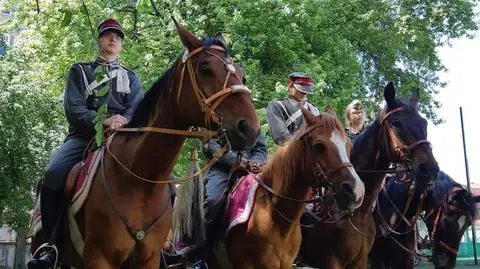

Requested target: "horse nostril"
[
  {"left": 236, "top": 118, "right": 251, "bottom": 139},
  {"left": 341, "top": 182, "right": 355, "bottom": 199}
]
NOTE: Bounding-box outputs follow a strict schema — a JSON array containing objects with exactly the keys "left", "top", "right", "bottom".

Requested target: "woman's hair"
[{"left": 344, "top": 99, "right": 365, "bottom": 127}]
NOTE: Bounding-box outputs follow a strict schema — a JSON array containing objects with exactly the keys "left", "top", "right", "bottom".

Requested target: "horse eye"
[
  {"left": 391, "top": 120, "right": 401, "bottom": 128},
  {"left": 199, "top": 66, "right": 213, "bottom": 76},
  {"left": 242, "top": 76, "right": 247, "bottom": 84},
  {"left": 312, "top": 143, "right": 326, "bottom": 153}
]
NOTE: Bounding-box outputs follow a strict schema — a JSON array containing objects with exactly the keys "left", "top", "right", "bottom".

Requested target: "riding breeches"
[
  {"left": 204, "top": 168, "right": 231, "bottom": 225},
  {"left": 43, "top": 136, "right": 89, "bottom": 190}
]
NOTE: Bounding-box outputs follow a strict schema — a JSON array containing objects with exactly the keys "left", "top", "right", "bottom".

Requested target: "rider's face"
[
  {"left": 289, "top": 86, "right": 308, "bottom": 102},
  {"left": 99, "top": 31, "right": 123, "bottom": 57}
]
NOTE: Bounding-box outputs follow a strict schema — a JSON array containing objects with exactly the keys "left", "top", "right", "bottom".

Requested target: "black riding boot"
[{"left": 28, "top": 186, "right": 67, "bottom": 269}]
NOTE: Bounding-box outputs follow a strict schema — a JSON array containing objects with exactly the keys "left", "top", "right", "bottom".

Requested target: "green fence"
[{"left": 458, "top": 226, "right": 480, "bottom": 259}]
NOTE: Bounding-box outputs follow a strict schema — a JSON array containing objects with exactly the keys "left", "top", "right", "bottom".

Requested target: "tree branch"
[
  {"left": 35, "top": 0, "right": 40, "bottom": 14},
  {"left": 80, "top": 0, "right": 99, "bottom": 44},
  {"left": 150, "top": 0, "right": 161, "bottom": 17}
]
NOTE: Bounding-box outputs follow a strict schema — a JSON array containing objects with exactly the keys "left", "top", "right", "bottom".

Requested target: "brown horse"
[
  {"left": 222, "top": 107, "right": 365, "bottom": 268},
  {"left": 30, "top": 21, "right": 260, "bottom": 269},
  {"left": 298, "top": 82, "right": 439, "bottom": 269}
]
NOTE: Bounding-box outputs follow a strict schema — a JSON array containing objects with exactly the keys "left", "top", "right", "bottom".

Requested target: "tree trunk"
[{"left": 14, "top": 228, "right": 26, "bottom": 269}]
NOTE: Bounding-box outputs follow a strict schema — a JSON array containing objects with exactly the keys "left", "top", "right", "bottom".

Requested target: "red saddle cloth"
[{"left": 224, "top": 173, "right": 259, "bottom": 236}]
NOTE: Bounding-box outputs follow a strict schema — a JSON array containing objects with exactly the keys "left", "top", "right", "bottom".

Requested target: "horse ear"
[
  {"left": 214, "top": 32, "right": 228, "bottom": 49},
  {"left": 172, "top": 17, "right": 202, "bottom": 51},
  {"left": 410, "top": 88, "right": 420, "bottom": 104},
  {"left": 384, "top": 81, "right": 396, "bottom": 106},
  {"left": 324, "top": 105, "right": 338, "bottom": 119},
  {"left": 301, "top": 107, "right": 317, "bottom": 126}
]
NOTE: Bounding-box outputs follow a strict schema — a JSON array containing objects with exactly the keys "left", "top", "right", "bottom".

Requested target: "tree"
[{"left": 0, "top": 0, "right": 477, "bottom": 229}]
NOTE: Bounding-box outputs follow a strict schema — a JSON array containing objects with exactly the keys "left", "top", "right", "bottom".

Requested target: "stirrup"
[{"left": 31, "top": 242, "right": 59, "bottom": 269}]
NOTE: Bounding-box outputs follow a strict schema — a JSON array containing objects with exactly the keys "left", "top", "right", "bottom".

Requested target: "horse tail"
[{"left": 173, "top": 147, "right": 206, "bottom": 249}]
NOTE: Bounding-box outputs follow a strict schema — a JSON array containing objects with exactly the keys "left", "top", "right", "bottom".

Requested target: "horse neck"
[
  {"left": 260, "top": 144, "right": 313, "bottom": 232},
  {"left": 110, "top": 91, "right": 187, "bottom": 183},
  {"left": 351, "top": 121, "right": 391, "bottom": 215}
]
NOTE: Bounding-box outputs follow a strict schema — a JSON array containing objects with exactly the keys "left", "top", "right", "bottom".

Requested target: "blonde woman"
[{"left": 344, "top": 100, "right": 366, "bottom": 139}]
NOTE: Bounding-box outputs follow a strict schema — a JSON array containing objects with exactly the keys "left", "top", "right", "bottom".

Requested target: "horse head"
[
  {"left": 296, "top": 106, "right": 365, "bottom": 211},
  {"left": 172, "top": 20, "right": 260, "bottom": 150},
  {"left": 428, "top": 178, "right": 477, "bottom": 269},
  {"left": 381, "top": 82, "right": 439, "bottom": 188}
]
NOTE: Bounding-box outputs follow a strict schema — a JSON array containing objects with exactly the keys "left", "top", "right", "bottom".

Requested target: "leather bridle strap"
[
  {"left": 380, "top": 106, "right": 430, "bottom": 160},
  {"left": 176, "top": 45, "right": 251, "bottom": 129},
  {"left": 255, "top": 162, "right": 353, "bottom": 203}
]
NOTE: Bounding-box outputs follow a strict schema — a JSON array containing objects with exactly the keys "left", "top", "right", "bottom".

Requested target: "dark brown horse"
[
  {"left": 370, "top": 171, "right": 479, "bottom": 269},
  {"left": 298, "top": 82, "right": 439, "bottom": 269},
  {"left": 30, "top": 21, "right": 260, "bottom": 269},
  {"left": 224, "top": 107, "right": 365, "bottom": 268}
]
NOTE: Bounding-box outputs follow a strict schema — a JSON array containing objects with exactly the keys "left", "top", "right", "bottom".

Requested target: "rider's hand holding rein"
[{"left": 104, "top": 114, "right": 128, "bottom": 130}]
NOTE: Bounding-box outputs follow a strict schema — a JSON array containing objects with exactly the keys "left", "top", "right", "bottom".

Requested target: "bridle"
[
  {"left": 256, "top": 123, "right": 353, "bottom": 226},
  {"left": 108, "top": 44, "right": 251, "bottom": 184},
  {"left": 356, "top": 106, "right": 431, "bottom": 176},
  {"left": 424, "top": 186, "right": 471, "bottom": 256},
  {"left": 349, "top": 106, "right": 433, "bottom": 237}
]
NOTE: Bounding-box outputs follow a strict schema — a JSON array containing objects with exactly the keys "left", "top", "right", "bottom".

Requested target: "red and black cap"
[
  {"left": 288, "top": 72, "right": 313, "bottom": 94},
  {"left": 98, "top": 18, "right": 124, "bottom": 39}
]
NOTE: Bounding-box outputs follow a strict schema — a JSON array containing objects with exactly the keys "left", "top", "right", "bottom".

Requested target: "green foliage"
[{"left": 0, "top": 0, "right": 478, "bottom": 228}]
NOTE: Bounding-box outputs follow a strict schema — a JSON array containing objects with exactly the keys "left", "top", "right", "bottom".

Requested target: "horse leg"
[{"left": 325, "top": 256, "right": 343, "bottom": 269}]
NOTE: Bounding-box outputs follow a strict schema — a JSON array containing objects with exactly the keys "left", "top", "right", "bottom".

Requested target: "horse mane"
[
  {"left": 433, "top": 171, "right": 477, "bottom": 219},
  {"left": 261, "top": 112, "right": 345, "bottom": 194},
  {"left": 127, "top": 36, "right": 229, "bottom": 128}
]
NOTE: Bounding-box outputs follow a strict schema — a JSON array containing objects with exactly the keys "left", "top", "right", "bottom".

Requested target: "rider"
[
  {"left": 28, "top": 18, "right": 143, "bottom": 268},
  {"left": 192, "top": 134, "right": 268, "bottom": 268},
  {"left": 344, "top": 99, "right": 366, "bottom": 139},
  {"left": 266, "top": 72, "right": 320, "bottom": 145}
]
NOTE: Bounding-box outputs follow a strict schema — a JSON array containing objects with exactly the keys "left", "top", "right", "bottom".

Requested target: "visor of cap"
[{"left": 293, "top": 83, "right": 313, "bottom": 94}]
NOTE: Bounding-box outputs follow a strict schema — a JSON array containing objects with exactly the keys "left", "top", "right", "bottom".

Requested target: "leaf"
[
  {"left": 95, "top": 70, "right": 105, "bottom": 83},
  {"left": 61, "top": 10, "right": 73, "bottom": 28},
  {"left": 96, "top": 85, "right": 109, "bottom": 97},
  {"left": 93, "top": 103, "right": 108, "bottom": 146},
  {"left": 94, "top": 120, "right": 104, "bottom": 146}
]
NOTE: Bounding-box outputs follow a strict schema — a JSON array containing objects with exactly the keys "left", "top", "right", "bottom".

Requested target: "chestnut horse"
[
  {"left": 30, "top": 21, "right": 259, "bottom": 268},
  {"left": 370, "top": 171, "right": 479, "bottom": 269},
  {"left": 298, "top": 82, "right": 439, "bottom": 269},
  {"left": 217, "top": 107, "right": 364, "bottom": 268}
]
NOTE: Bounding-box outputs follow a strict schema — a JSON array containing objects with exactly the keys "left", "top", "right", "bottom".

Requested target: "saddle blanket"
[
  {"left": 26, "top": 148, "right": 103, "bottom": 256},
  {"left": 224, "top": 173, "right": 259, "bottom": 236}
]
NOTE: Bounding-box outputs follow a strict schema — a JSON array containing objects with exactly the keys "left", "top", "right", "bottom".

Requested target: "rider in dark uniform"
[{"left": 28, "top": 18, "right": 143, "bottom": 269}]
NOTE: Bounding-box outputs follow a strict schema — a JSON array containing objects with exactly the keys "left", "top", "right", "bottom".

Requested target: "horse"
[
  {"left": 421, "top": 171, "right": 479, "bottom": 269},
  {"left": 173, "top": 106, "right": 365, "bottom": 268},
  {"left": 369, "top": 171, "right": 479, "bottom": 269},
  {"left": 298, "top": 82, "right": 439, "bottom": 269},
  {"left": 369, "top": 172, "right": 435, "bottom": 269},
  {"left": 29, "top": 21, "right": 260, "bottom": 269}
]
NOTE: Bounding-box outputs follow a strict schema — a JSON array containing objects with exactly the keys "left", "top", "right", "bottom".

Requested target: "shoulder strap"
[
  {"left": 276, "top": 100, "right": 301, "bottom": 127},
  {"left": 78, "top": 64, "right": 92, "bottom": 98},
  {"left": 88, "top": 69, "right": 119, "bottom": 93}
]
